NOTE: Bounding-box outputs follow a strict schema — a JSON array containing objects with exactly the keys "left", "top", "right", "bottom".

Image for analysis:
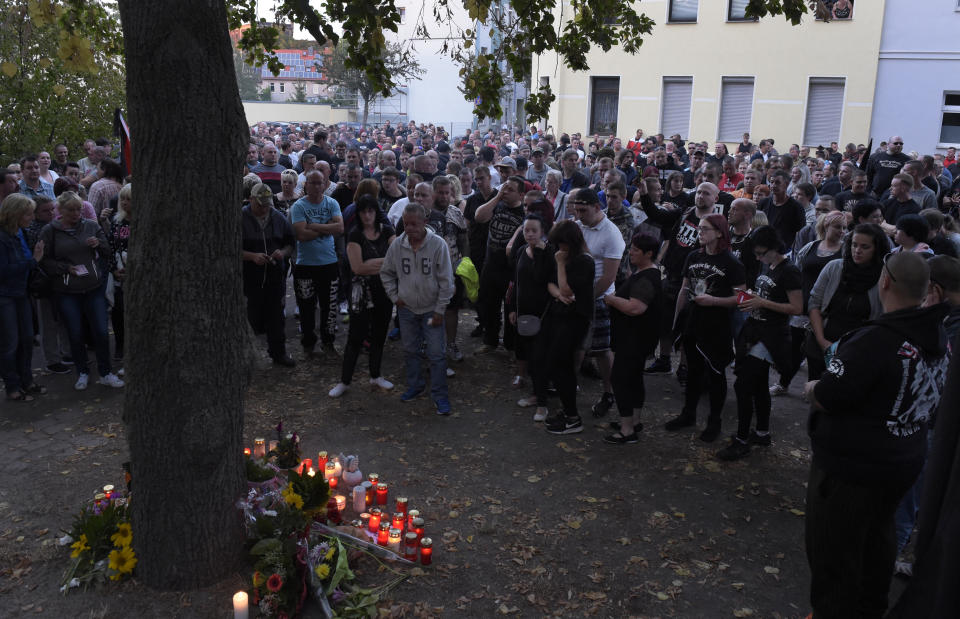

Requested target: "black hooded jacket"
[{"left": 810, "top": 303, "right": 950, "bottom": 485}]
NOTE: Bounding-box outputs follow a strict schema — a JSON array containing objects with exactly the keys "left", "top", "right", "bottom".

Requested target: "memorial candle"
[
  {"left": 387, "top": 528, "right": 402, "bottom": 553},
  {"left": 253, "top": 438, "right": 266, "bottom": 459},
  {"left": 403, "top": 532, "right": 419, "bottom": 561},
  {"left": 335, "top": 494, "right": 346, "bottom": 513},
  {"left": 243, "top": 447, "right": 252, "bottom": 457},
  {"left": 317, "top": 451, "right": 328, "bottom": 469},
  {"left": 367, "top": 473, "right": 379, "bottom": 487},
  {"left": 324, "top": 462, "right": 336, "bottom": 481},
  {"left": 377, "top": 522, "right": 390, "bottom": 546},
  {"left": 363, "top": 481, "right": 374, "bottom": 507},
  {"left": 367, "top": 510, "right": 381, "bottom": 532},
  {"left": 412, "top": 517, "right": 425, "bottom": 542},
  {"left": 391, "top": 512, "right": 405, "bottom": 531},
  {"left": 406, "top": 509, "right": 420, "bottom": 530},
  {"left": 299, "top": 458, "right": 312, "bottom": 475},
  {"left": 233, "top": 591, "right": 249, "bottom": 619},
  {"left": 328, "top": 476, "right": 338, "bottom": 490},
  {"left": 395, "top": 497, "right": 408, "bottom": 516},
  {"left": 419, "top": 538, "right": 433, "bottom": 566},
  {"left": 376, "top": 483, "right": 388, "bottom": 506}
]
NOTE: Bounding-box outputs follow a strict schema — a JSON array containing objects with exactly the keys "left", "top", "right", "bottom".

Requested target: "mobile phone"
[{"left": 74, "top": 264, "right": 89, "bottom": 276}]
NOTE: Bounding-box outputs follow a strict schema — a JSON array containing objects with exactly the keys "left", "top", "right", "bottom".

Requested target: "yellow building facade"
[{"left": 535, "top": 0, "right": 884, "bottom": 148}]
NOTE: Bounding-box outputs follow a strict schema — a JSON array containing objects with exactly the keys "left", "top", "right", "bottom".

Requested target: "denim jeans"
[
  {"left": 56, "top": 284, "right": 112, "bottom": 378},
  {"left": 0, "top": 295, "right": 35, "bottom": 394},
  {"left": 894, "top": 429, "right": 935, "bottom": 553},
  {"left": 397, "top": 306, "right": 447, "bottom": 400}
]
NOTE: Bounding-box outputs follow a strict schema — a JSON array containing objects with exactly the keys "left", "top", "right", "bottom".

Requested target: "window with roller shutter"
[
  {"left": 717, "top": 77, "right": 754, "bottom": 142},
  {"left": 661, "top": 77, "right": 692, "bottom": 139},
  {"left": 803, "top": 77, "right": 845, "bottom": 146}
]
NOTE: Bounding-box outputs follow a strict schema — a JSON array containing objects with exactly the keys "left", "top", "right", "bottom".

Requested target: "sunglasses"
[{"left": 891, "top": 142, "right": 904, "bottom": 146}]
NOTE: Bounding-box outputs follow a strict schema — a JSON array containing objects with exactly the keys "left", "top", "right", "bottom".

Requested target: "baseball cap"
[
  {"left": 497, "top": 156, "right": 518, "bottom": 170},
  {"left": 250, "top": 183, "right": 274, "bottom": 205},
  {"left": 531, "top": 146, "right": 544, "bottom": 154}
]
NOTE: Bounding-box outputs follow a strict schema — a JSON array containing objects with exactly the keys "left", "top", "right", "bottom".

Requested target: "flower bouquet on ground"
[{"left": 59, "top": 494, "right": 135, "bottom": 592}]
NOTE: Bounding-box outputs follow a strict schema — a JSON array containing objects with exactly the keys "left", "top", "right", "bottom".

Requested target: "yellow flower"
[
  {"left": 111, "top": 522, "right": 132, "bottom": 548},
  {"left": 282, "top": 486, "right": 304, "bottom": 510},
  {"left": 325, "top": 547, "right": 335, "bottom": 561},
  {"left": 69, "top": 534, "right": 89, "bottom": 559},
  {"left": 253, "top": 571, "right": 265, "bottom": 587},
  {"left": 314, "top": 563, "right": 330, "bottom": 579},
  {"left": 108, "top": 546, "right": 137, "bottom": 580}
]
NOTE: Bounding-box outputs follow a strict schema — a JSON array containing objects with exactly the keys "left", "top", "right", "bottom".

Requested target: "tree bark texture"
[{"left": 118, "top": 0, "right": 250, "bottom": 589}]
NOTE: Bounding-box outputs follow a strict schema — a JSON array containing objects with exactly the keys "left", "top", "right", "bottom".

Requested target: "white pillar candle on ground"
[{"left": 233, "top": 591, "right": 248, "bottom": 619}]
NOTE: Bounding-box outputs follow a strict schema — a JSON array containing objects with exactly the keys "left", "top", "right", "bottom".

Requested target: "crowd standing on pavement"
[{"left": 2, "top": 119, "right": 959, "bottom": 618}]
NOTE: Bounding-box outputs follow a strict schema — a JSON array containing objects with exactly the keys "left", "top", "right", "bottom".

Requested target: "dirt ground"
[{"left": 0, "top": 307, "right": 836, "bottom": 618}]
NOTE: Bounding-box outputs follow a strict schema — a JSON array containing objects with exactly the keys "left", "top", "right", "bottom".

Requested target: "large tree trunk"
[{"left": 118, "top": 0, "right": 250, "bottom": 589}]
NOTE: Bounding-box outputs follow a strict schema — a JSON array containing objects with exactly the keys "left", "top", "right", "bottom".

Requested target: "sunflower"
[
  {"left": 266, "top": 573, "right": 283, "bottom": 592},
  {"left": 111, "top": 522, "right": 132, "bottom": 548},
  {"left": 69, "top": 534, "right": 90, "bottom": 559},
  {"left": 108, "top": 546, "right": 137, "bottom": 580},
  {"left": 314, "top": 563, "right": 330, "bottom": 580}
]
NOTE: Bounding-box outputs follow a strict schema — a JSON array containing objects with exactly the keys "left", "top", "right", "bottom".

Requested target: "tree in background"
[
  {"left": 233, "top": 49, "right": 261, "bottom": 100},
  {"left": 0, "top": 0, "right": 124, "bottom": 160},
  {"left": 290, "top": 79, "right": 308, "bottom": 102},
  {"left": 324, "top": 40, "right": 423, "bottom": 126}
]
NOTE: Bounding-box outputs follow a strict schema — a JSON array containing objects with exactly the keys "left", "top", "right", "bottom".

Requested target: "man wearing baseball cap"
[{"left": 526, "top": 147, "right": 549, "bottom": 188}]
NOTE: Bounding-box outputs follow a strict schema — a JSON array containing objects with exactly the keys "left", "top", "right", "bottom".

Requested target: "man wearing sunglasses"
[
  {"left": 866, "top": 135, "right": 911, "bottom": 196},
  {"left": 803, "top": 251, "right": 949, "bottom": 619}
]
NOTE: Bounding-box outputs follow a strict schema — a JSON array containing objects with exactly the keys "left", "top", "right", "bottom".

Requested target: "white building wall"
[
  {"left": 870, "top": 0, "right": 960, "bottom": 154},
  {"left": 383, "top": 1, "right": 476, "bottom": 129}
]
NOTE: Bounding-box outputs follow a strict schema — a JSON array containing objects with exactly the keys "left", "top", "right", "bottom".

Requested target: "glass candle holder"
[
  {"left": 253, "top": 438, "right": 266, "bottom": 459},
  {"left": 387, "top": 528, "right": 402, "bottom": 553},
  {"left": 403, "top": 532, "right": 419, "bottom": 561},
  {"left": 406, "top": 509, "right": 420, "bottom": 530},
  {"left": 412, "top": 517, "right": 425, "bottom": 542},
  {"left": 419, "top": 537, "right": 433, "bottom": 565},
  {"left": 324, "top": 462, "right": 337, "bottom": 481},
  {"left": 377, "top": 522, "right": 390, "bottom": 546},
  {"left": 391, "top": 512, "right": 405, "bottom": 531},
  {"left": 376, "top": 483, "right": 388, "bottom": 506},
  {"left": 368, "top": 510, "right": 381, "bottom": 533},
  {"left": 395, "top": 497, "right": 408, "bottom": 516},
  {"left": 334, "top": 494, "right": 346, "bottom": 513}
]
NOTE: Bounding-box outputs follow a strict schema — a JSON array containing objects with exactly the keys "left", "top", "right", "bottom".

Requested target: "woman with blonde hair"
[
  {"left": 0, "top": 194, "right": 46, "bottom": 401},
  {"left": 274, "top": 169, "right": 301, "bottom": 214}
]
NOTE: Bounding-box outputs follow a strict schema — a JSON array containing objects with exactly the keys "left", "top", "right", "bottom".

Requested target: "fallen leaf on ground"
[{"left": 763, "top": 566, "right": 780, "bottom": 575}]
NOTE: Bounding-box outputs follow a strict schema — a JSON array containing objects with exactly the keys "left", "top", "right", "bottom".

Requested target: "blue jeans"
[
  {"left": 0, "top": 295, "right": 34, "bottom": 394},
  {"left": 398, "top": 306, "right": 447, "bottom": 400},
  {"left": 894, "top": 429, "right": 935, "bottom": 553},
  {"left": 56, "top": 284, "right": 112, "bottom": 378}
]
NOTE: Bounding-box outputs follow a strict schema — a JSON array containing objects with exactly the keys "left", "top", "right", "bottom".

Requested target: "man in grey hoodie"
[{"left": 380, "top": 202, "right": 455, "bottom": 415}]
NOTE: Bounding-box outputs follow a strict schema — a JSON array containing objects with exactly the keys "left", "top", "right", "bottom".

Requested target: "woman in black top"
[
  {"left": 664, "top": 213, "right": 746, "bottom": 443},
  {"left": 328, "top": 195, "right": 396, "bottom": 397},
  {"left": 533, "top": 220, "right": 595, "bottom": 436},
  {"left": 718, "top": 226, "right": 802, "bottom": 460},
  {"left": 508, "top": 214, "right": 555, "bottom": 422},
  {"left": 773, "top": 210, "right": 844, "bottom": 393},
  {"left": 602, "top": 233, "right": 663, "bottom": 444}
]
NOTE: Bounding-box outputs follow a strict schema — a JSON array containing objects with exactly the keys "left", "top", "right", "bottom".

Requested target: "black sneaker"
[
  {"left": 664, "top": 415, "right": 695, "bottom": 431},
  {"left": 271, "top": 354, "right": 296, "bottom": 367},
  {"left": 607, "top": 421, "right": 643, "bottom": 433},
  {"left": 62, "top": 356, "right": 75, "bottom": 365},
  {"left": 546, "top": 416, "right": 583, "bottom": 434},
  {"left": 46, "top": 362, "right": 71, "bottom": 374},
  {"left": 591, "top": 392, "right": 616, "bottom": 418},
  {"left": 699, "top": 424, "right": 721, "bottom": 443},
  {"left": 644, "top": 357, "right": 671, "bottom": 374},
  {"left": 676, "top": 363, "right": 688, "bottom": 385},
  {"left": 603, "top": 432, "right": 638, "bottom": 445},
  {"left": 748, "top": 430, "right": 772, "bottom": 446},
  {"left": 716, "top": 438, "right": 750, "bottom": 461}
]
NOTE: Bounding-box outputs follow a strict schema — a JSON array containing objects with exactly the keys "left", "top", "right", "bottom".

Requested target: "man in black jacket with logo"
[{"left": 803, "top": 251, "right": 949, "bottom": 619}]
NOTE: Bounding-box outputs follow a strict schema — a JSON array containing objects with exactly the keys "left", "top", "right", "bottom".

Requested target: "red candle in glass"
[
  {"left": 395, "top": 497, "right": 408, "bottom": 516},
  {"left": 377, "top": 522, "right": 390, "bottom": 546},
  {"left": 328, "top": 476, "right": 338, "bottom": 490},
  {"left": 412, "top": 517, "right": 425, "bottom": 542},
  {"left": 391, "top": 512, "right": 405, "bottom": 531},
  {"left": 367, "top": 473, "right": 379, "bottom": 487},
  {"left": 243, "top": 447, "right": 252, "bottom": 457},
  {"left": 419, "top": 538, "right": 433, "bottom": 566},
  {"left": 368, "top": 510, "right": 381, "bottom": 532},
  {"left": 363, "top": 482, "right": 374, "bottom": 507},
  {"left": 403, "top": 532, "right": 419, "bottom": 561},
  {"left": 406, "top": 509, "right": 420, "bottom": 530},
  {"left": 317, "top": 451, "right": 328, "bottom": 470},
  {"left": 376, "top": 483, "right": 388, "bottom": 505},
  {"left": 299, "top": 458, "right": 312, "bottom": 475},
  {"left": 359, "top": 512, "right": 370, "bottom": 531}
]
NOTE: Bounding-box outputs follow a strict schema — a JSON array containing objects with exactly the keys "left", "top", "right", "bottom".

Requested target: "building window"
[
  {"left": 313, "top": 84, "right": 320, "bottom": 95},
  {"left": 816, "top": 0, "right": 853, "bottom": 20},
  {"left": 717, "top": 77, "right": 754, "bottom": 142},
  {"left": 661, "top": 77, "right": 693, "bottom": 139},
  {"left": 728, "top": 0, "right": 755, "bottom": 21},
  {"left": 398, "top": 7, "right": 406, "bottom": 23},
  {"left": 270, "top": 82, "right": 275, "bottom": 92},
  {"left": 589, "top": 77, "right": 620, "bottom": 135},
  {"left": 279, "top": 83, "right": 285, "bottom": 93},
  {"left": 668, "top": 0, "right": 698, "bottom": 23},
  {"left": 803, "top": 77, "right": 845, "bottom": 147},
  {"left": 941, "top": 92, "right": 960, "bottom": 145}
]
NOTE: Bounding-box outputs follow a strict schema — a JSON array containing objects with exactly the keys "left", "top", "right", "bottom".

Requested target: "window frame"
[
  {"left": 667, "top": 0, "right": 698, "bottom": 23},
  {"left": 716, "top": 76, "right": 755, "bottom": 143},
  {"left": 939, "top": 91, "right": 960, "bottom": 148},
  {"left": 727, "top": 0, "right": 757, "bottom": 22},
  {"left": 588, "top": 76, "right": 621, "bottom": 136}
]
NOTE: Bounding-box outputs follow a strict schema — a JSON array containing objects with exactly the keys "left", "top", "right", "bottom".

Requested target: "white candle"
[
  {"left": 332, "top": 458, "right": 343, "bottom": 478},
  {"left": 233, "top": 591, "right": 248, "bottom": 619}
]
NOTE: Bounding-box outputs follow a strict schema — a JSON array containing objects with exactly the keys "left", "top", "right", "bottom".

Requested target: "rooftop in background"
[{"left": 259, "top": 48, "right": 329, "bottom": 82}]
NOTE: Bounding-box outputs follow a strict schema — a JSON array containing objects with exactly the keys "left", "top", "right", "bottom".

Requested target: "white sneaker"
[
  {"left": 517, "top": 396, "right": 537, "bottom": 408},
  {"left": 447, "top": 343, "right": 464, "bottom": 362},
  {"left": 769, "top": 384, "right": 787, "bottom": 397},
  {"left": 369, "top": 377, "right": 394, "bottom": 390},
  {"left": 328, "top": 382, "right": 349, "bottom": 398},
  {"left": 74, "top": 373, "right": 89, "bottom": 391},
  {"left": 446, "top": 367, "right": 456, "bottom": 377},
  {"left": 116, "top": 368, "right": 125, "bottom": 377},
  {"left": 533, "top": 407, "right": 548, "bottom": 422},
  {"left": 97, "top": 373, "right": 125, "bottom": 388},
  {"left": 512, "top": 375, "right": 526, "bottom": 388}
]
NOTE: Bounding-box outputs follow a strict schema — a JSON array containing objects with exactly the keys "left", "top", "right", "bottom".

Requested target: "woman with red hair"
[{"left": 664, "top": 213, "right": 746, "bottom": 442}]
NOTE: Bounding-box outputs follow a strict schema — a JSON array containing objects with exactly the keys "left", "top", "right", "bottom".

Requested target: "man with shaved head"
[
  {"left": 805, "top": 251, "right": 949, "bottom": 619},
  {"left": 867, "top": 135, "right": 911, "bottom": 196}
]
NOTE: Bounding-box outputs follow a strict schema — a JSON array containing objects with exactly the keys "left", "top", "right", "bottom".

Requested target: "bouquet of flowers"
[
  {"left": 269, "top": 420, "right": 301, "bottom": 469},
  {"left": 59, "top": 494, "right": 136, "bottom": 592}
]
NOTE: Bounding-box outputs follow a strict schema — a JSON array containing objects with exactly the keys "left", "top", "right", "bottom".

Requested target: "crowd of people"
[{"left": 2, "top": 120, "right": 959, "bottom": 617}]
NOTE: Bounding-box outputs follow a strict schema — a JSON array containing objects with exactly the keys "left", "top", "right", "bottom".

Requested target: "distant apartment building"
[
  {"left": 258, "top": 47, "right": 332, "bottom": 103},
  {"left": 534, "top": 0, "right": 882, "bottom": 148}
]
